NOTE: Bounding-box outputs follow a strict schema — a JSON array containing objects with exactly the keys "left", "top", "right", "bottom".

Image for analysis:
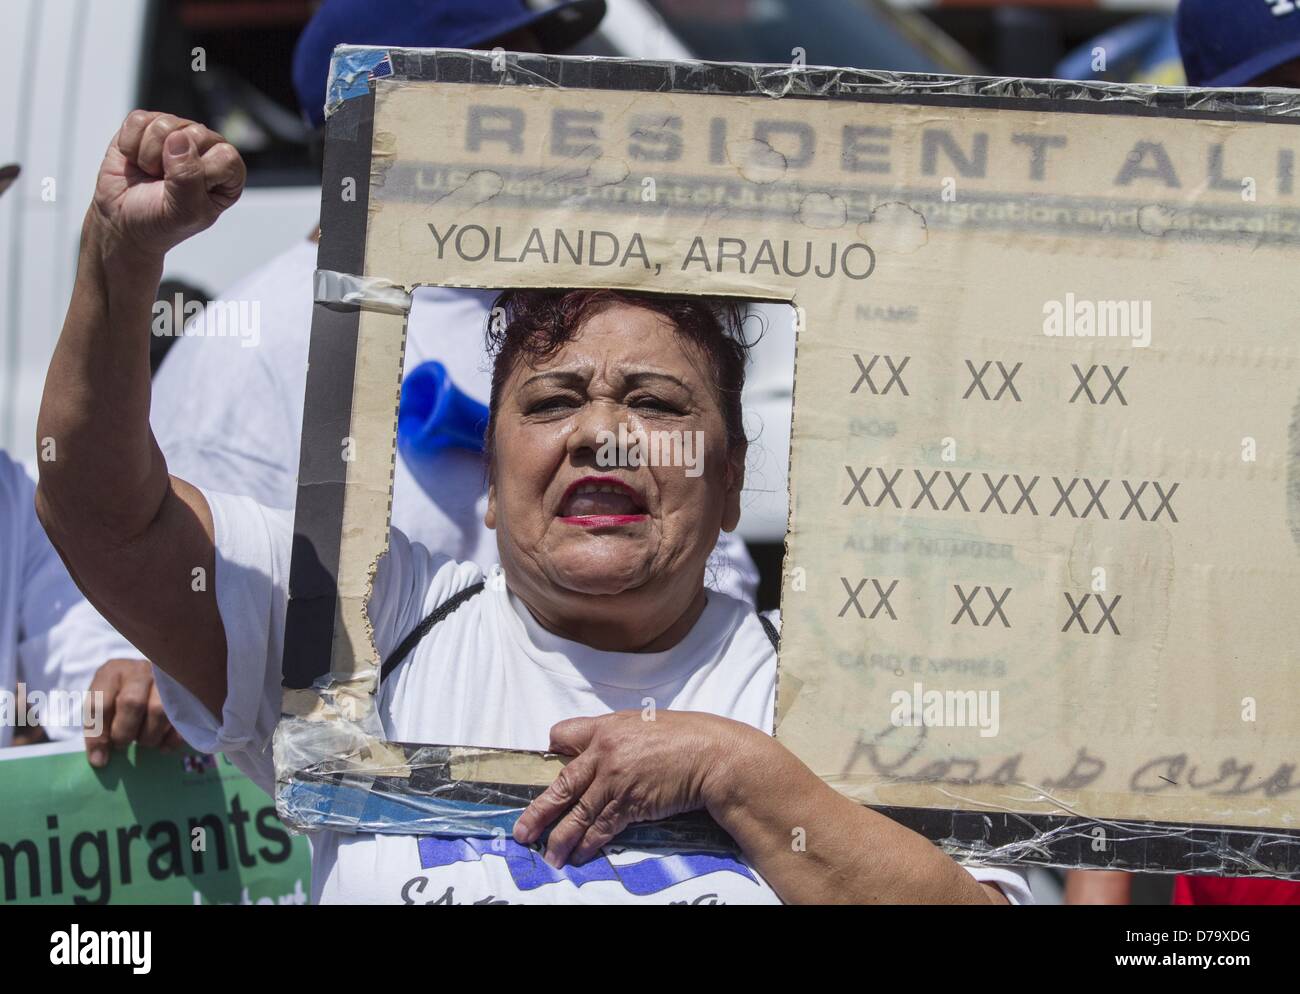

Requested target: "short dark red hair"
[{"left": 484, "top": 289, "right": 753, "bottom": 465}]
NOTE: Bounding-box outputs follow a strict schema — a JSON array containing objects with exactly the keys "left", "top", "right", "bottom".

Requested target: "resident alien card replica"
[{"left": 278, "top": 47, "right": 1300, "bottom": 878}]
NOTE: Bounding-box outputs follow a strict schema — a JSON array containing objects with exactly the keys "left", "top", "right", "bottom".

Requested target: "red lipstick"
[{"left": 557, "top": 476, "right": 648, "bottom": 527}]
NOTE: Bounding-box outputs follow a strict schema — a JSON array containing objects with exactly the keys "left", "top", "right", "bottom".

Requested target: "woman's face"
[{"left": 486, "top": 302, "right": 744, "bottom": 614}]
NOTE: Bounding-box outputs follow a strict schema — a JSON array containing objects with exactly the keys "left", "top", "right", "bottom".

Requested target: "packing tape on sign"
[
  {"left": 324, "top": 47, "right": 395, "bottom": 122},
  {"left": 314, "top": 269, "right": 412, "bottom": 315},
  {"left": 277, "top": 746, "right": 741, "bottom": 853},
  {"left": 323, "top": 45, "right": 1300, "bottom": 122}
]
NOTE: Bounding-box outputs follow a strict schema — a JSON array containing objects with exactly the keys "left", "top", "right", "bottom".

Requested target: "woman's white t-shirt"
[{"left": 155, "top": 490, "right": 1032, "bottom": 905}]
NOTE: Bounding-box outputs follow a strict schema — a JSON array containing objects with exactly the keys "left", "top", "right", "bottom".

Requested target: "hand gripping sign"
[{"left": 281, "top": 47, "right": 1300, "bottom": 878}]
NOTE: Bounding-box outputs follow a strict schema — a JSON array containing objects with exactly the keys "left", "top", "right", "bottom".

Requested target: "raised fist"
[{"left": 92, "top": 110, "right": 246, "bottom": 257}]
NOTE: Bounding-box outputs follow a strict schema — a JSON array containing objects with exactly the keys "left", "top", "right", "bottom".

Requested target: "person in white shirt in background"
[
  {"left": 0, "top": 450, "right": 160, "bottom": 754},
  {"left": 139, "top": 0, "right": 757, "bottom": 706},
  {"left": 37, "top": 108, "right": 1032, "bottom": 905},
  {"left": 0, "top": 166, "right": 162, "bottom": 762}
]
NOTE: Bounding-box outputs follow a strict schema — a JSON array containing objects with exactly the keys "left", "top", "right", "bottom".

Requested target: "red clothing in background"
[{"left": 1174, "top": 876, "right": 1300, "bottom": 904}]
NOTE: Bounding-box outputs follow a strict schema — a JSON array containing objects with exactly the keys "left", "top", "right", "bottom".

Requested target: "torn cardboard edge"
[{"left": 275, "top": 47, "right": 1300, "bottom": 877}]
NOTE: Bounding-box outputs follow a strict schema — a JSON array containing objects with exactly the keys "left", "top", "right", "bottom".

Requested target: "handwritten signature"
[{"left": 853, "top": 723, "right": 1299, "bottom": 797}]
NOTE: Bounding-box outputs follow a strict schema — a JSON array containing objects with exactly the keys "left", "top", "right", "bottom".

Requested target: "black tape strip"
[
  {"left": 382, "top": 49, "right": 1300, "bottom": 127},
  {"left": 875, "top": 805, "right": 1300, "bottom": 878},
  {"left": 282, "top": 92, "right": 377, "bottom": 691}
]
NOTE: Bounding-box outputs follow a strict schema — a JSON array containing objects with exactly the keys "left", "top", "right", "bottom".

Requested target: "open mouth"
[{"left": 558, "top": 476, "right": 648, "bottom": 525}]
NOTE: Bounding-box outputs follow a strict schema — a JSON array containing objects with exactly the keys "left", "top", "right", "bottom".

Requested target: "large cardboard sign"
[{"left": 279, "top": 48, "right": 1300, "bottom": 877}]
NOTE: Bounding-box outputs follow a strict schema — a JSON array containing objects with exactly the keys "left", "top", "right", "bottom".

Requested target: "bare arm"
[
  {"left": 1065, "top": 868, "right": 1132, "bottom": 905},
  {"left": 705, "top": 727, "right": 1006, "bottom": 904},
  {"left": 36, "top": 111, "right": 246, "bottom": 719},
  {"left": 515, "top": 711, "right": 1008, "bottom": 904}
]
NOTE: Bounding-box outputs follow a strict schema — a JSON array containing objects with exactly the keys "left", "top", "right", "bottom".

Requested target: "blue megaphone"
[{"left": 398, "top": 360, "right": 489, "bottom": 455}]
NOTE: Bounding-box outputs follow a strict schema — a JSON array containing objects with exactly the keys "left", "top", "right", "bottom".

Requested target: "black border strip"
[
  {"left": 376, "top": 48, "right": 1300, "bottom": 126},
  {"left": 283, "top": 92, "right": 376, "bottom": 690},
  {"left": 878, "top": 805, "right": 1300, "bottom": 877}
]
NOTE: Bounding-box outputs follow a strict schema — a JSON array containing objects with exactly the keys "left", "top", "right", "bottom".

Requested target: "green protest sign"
[{"left": 0, "top": 740, "right": 310, "bottom": 904}]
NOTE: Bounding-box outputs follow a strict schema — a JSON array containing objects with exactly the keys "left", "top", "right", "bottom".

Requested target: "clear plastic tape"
[
  {"left": 314, "top": 268, "right": 411, "bottom": 315},
  {"left": 323, "top": 47, "right": 396, "bottom": 123},
  {"left": 273, "top": 736, "right": 739, "bottom": 853},
  {"left": 273, "top": 706, "right": 393, "bottom": 780},
  {"left": 938, "top": 814, "right": 1297, "bottom": 879},
  {"left": 936, "top": 816, "right": 1299, "bottom": 878},
  {"left": 272, "top": 741, "right": 1300, "bottom": 876},
  {"left": 324, "top": 44, "right": 1300, "bottom": 122}
]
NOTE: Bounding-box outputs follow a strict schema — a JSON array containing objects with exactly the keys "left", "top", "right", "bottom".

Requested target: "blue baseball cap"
[
  {"left": 293, "top": 0, "right": 606, "bottom": 127},
  {"left": 1177, "top": 0, "right": 1300, "bottom": 86}
]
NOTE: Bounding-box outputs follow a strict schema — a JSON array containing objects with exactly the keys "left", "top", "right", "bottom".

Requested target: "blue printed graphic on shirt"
[{"left": 417, "top": 835, "right": 757, "bottom": 897}]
